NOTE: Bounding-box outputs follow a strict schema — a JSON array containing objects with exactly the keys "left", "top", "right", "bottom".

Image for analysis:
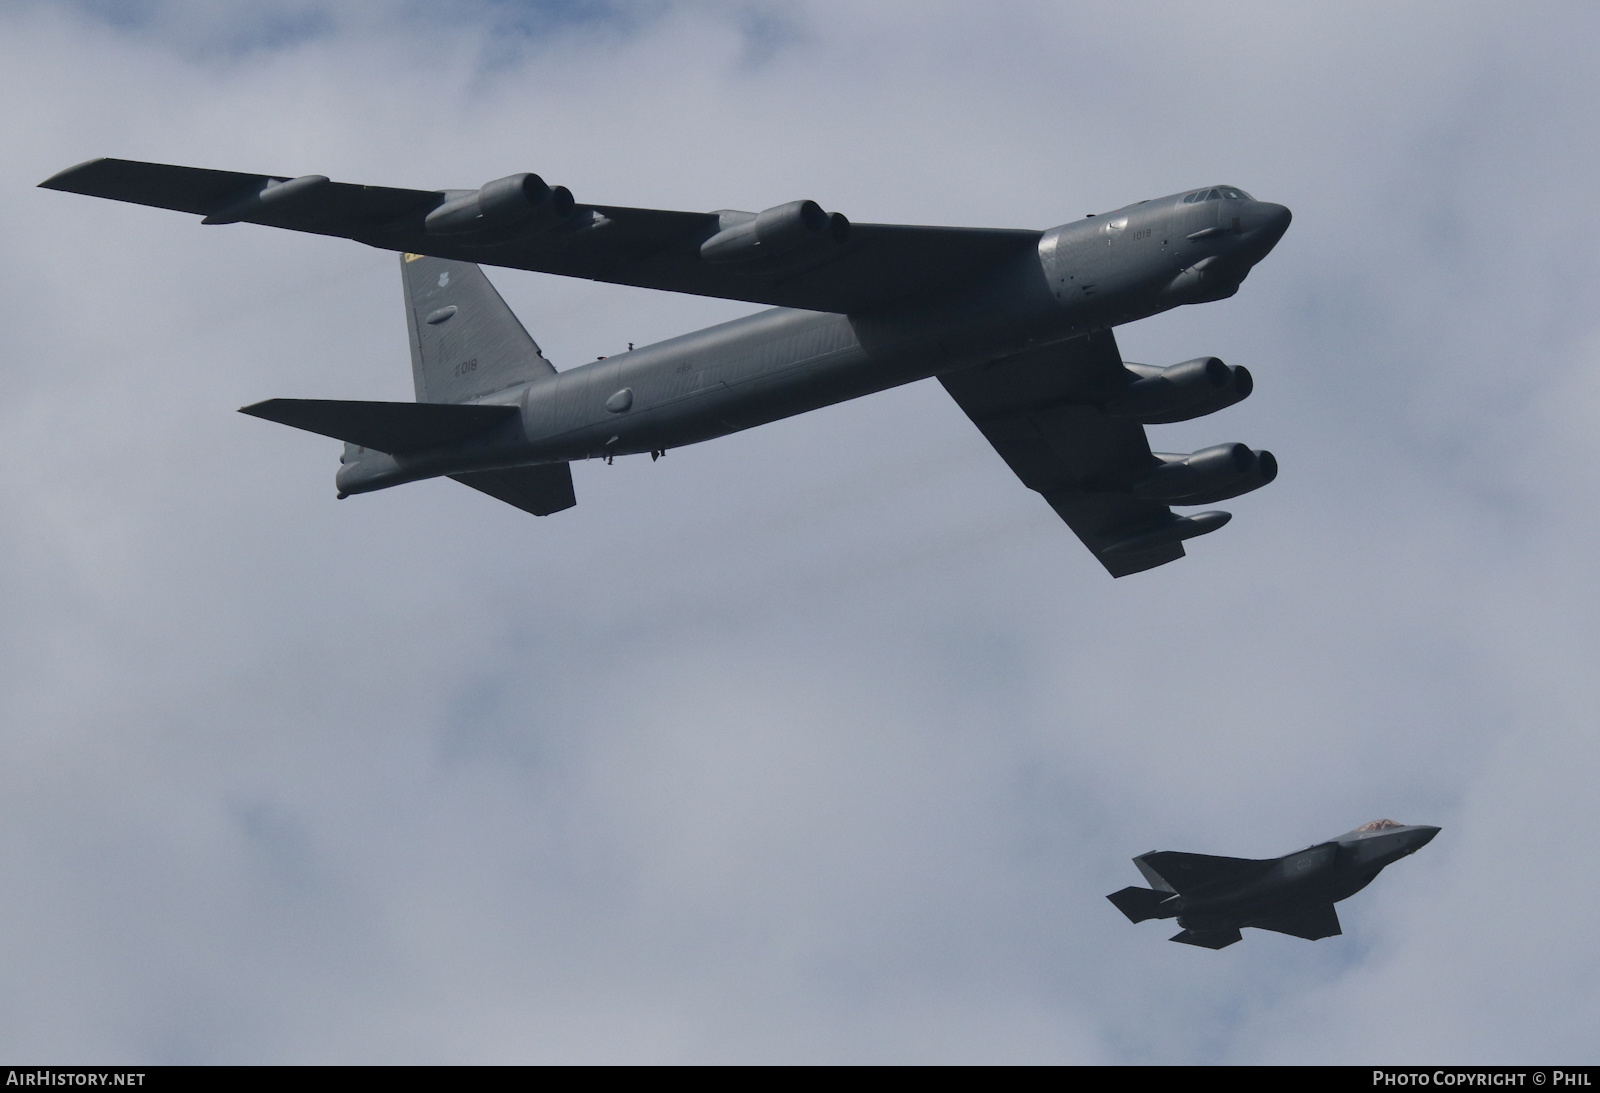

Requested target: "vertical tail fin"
[
  {"left": 395, "top": 253, "right": 577, "bottom": 517},
  {"left": 400, "top": 253, "right": 556, "bottom": 403}
]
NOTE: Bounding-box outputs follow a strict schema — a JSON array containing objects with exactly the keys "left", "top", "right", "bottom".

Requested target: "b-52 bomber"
[
  {"left": 40, "top": 159, "right": 1291, "bottom": 575},
  {"left": 1108, "top": 820, "right": 1440, "bottom": 948}
]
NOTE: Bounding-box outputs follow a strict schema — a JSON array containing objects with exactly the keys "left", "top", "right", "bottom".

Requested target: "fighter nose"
[{"left": 1405, "top": 825, "right": 1441, "bottom": 851}]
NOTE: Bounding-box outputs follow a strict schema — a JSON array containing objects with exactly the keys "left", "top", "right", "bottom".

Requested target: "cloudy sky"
[{"left": 1, "top": 0, "right": 1597, "bottom": 1064}]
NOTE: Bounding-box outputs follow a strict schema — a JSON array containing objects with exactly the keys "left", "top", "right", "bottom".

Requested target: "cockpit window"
[
  {"left": 1185, "top": 187, "right": 1251, "bottom": 204},
  {"left": 1356, "top": 819, "right": 1404, "bottom": 832}
]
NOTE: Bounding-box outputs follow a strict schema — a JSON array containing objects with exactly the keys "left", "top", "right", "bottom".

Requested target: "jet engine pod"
[
  {"left": 700, "top": 199, "right": 851, "bottom": 263},
  {"left": 424, "top": 172, "right": 575, "bottom": 236},
  {"left": 202, "top": 174, "right": 330, "bottom": 225},
  {"left": 1133, "top": 443, "right": 1278, "bottom": 505},
  {"left": 1102, "top": 510, "right": 1232, "bottom": 555},
  {"left": 1104, "top": 357, "right": 1253, "bottom": 424}
]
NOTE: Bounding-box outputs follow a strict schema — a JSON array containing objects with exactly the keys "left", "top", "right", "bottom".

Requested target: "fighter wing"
[
  {"left": 939, "top": 331, "right": 1230, "bottom": 577},
  {"left": 1135, "top": 851, "right": 1276, "bottom": 896},
  {"left": 38, "top": 158, "right": 1040, "bottom": 314},
  {"left": 1252, "top": 903, "right": 1342, "bottom": 941}
]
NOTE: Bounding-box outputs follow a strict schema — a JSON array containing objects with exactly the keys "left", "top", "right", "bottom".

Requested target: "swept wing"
[
  {"left": 39, "top": 158, "right": 1039, "bottom": 314},
  {"left": 939, "top": 330, "right": 1231, "bottom": 577},
  {"left": 1252, "top": 904, "right": 1342, "bottom": 941}
]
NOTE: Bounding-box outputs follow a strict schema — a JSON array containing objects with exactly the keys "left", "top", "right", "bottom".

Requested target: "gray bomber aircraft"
[
  {"left": 1108, "top": 820, "right": 1440, "bottom": 948},
  {"left": 40, "top": 159, "right": 1292, "bottom": 576}
]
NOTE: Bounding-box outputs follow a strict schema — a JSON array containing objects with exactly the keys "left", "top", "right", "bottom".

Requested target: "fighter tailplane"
[{"left": 1106, "top": 886, "right": 1173, "bottom": 924}]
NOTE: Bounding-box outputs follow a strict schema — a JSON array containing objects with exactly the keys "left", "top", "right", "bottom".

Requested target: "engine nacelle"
[
  {"left": 1103, "top": 357, "right": 1253, "bottom": 424},
  {"left": 1102, "top": 510, "right": 1231, "bottom": 555},
  {"left": 202, "top": 174, "right": 329, "bottom": 225},
  {"left": 1132, "top": 443, "right": 1278, "bottom": 505},
  {"left": 424, "top": 172, "right": 575, "bottom": 236},
  {"left": 700, "top": 199, "right": 850, "bottom": 263}
]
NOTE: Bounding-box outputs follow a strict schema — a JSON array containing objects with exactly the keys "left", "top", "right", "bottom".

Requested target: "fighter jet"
[
  {"left": 39, "top": 160, "right": 1291, "bottom": 576},
  {"left": 1108, "top": 820, "right": 1440, "bottom": 948}
]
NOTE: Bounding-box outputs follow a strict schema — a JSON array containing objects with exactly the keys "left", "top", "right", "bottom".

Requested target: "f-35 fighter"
[
  {"left": 1108, "top": 820, "right": 1440, "bottom": 948},
  {"left": 39, "top": 160, "right": 1291, "bottom": 576}
]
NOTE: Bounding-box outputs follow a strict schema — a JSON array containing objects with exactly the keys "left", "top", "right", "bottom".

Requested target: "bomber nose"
[
  {"left": 1245, "top": 201, "right": 1292, "bottom": 244},
  {"left": 1229, "top": 201, "right": 1291, "bottom": 265}
]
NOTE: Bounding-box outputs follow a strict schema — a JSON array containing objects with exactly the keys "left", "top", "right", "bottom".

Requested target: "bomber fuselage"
[{"left": 335, "top": 187, "right": 1291, "bottom": 496}]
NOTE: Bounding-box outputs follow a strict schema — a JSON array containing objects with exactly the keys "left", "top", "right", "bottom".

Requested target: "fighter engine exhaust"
[
  {"left": 1104, "top": 357, "right": 1253, "bottom": 424},
  {"left": 424, "top": 173, "right": 575, "bottom": 236}
]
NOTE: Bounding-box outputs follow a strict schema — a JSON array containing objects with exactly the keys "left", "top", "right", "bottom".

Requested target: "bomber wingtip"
[{"left": 37, "top": 157, "right": 111, "bottom": 191}]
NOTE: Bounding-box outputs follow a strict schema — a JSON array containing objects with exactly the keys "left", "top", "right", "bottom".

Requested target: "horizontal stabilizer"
[
  {"left": 1136, "top": 850, "right": 1275, "bottom": 896},
  {"left": 1107, "top": 886, "right": 1173, "bottom": 923},
  {"left": 450, "top": 464, "right": 576, "bottom": 517},
  {"left": 1170, "top": 927, "right": 1242, "bottom": 950},
  {"left": 1253, "top": 904, "right": 1341, "bottom": 941},
  {"left": 241, "top": 398, "right": 518, "bottom": 455}
]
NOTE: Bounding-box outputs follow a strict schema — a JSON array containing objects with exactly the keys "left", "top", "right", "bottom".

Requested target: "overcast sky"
[{"left": 1, "top": 0, "right": 1597, "bottom": 1064}]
